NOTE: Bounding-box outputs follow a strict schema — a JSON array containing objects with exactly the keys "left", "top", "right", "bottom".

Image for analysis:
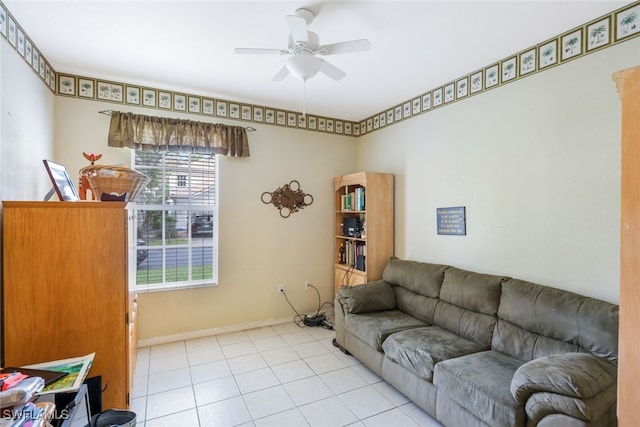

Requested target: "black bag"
[{"left": 86, "top": 409, "right": 136, "bottom": 427}]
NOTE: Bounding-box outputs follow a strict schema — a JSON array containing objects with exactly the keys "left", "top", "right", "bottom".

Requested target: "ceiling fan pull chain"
[{"left": 303, "top": 80, "right": 307, "bottom": 118}]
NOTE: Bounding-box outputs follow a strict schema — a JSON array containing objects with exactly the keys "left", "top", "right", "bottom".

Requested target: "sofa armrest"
[
  {"left": 510, "top": 353, "right": 617, "bottom": 423},
  {"left": 335, "top": 280, "right": 396, "bottom": 314}
]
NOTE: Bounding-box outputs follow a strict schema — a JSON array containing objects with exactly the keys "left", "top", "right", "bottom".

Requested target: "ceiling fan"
[{"left": 234, "top": 7, "right": 371, "bottom": 82}]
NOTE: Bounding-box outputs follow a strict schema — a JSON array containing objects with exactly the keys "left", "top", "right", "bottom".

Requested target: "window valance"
[{"left": 107, "top": 111, "right": 250, "bottom": 157}]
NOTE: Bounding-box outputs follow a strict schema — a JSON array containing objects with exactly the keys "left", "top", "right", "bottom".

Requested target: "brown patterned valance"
[{"left": 107, "top": 111, "right": 250, "bottom": 157}]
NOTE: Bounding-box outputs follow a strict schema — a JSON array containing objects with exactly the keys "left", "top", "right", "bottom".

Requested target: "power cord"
[{"left": 280, "top": 283, "right": 334, "bottom": 329}]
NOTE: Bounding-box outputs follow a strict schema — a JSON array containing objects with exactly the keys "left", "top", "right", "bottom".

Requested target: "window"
[{"left": 132, "top": 151, "right": 217, "bottom": 291}]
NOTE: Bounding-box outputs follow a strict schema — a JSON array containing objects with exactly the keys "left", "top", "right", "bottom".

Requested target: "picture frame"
[
  {"left": 354, "top": 123, "right": 361, "bottom": 137},
  {"left": 97, "top": 81, "right": 111, "bottom": 100},
  {"left": 287, "top": 112, "right": 297, "bottom": 127},
  {"left": 539, "top": 39, "right": 557, "bottom": 68},
  {"left": 158, "top": 91, "right": 171, "bottom": 109},
  {"left": 216, "top": 100, "right": 227, "bottom": 117},
  {"left": 326, "top": 119, "right": 334, "bottom": 133},
  {"left": 58, "top": 75, "right": 75, "bottom": 96},
  {"left": 456, "top": 77, "right": 468, "bottom": 99},
  {"left": 366, "top": 118, "right": 372, "bottom": 132},
  {"left": 470, "top": 70, "right": 483, "bottom": 94},
  {"left": 373, "top": 116, "right": 379, "bottom": 129},
  {"left": 32, "top": 49, "right": 39, "bottom": 72},
  {"left": 126, "top": 86, "right": 140, "bottom": 105},
  {"left": 188, "top": 96, "right": 201, "bottom": 113},
  {"left": 229, "top": 103, "right": 240, "bottom": 119},
  {"left": 42, "top": 160, "right": 80, "bottom": 202},
  {"left": 615, "top": 4, "right": 640, "bottom": 41},
  {"left": 39, "top": 58, "right": 45, "bottom": 79},
  {"left": 433, "top": 88, "right": 443, "bottom": 107},
  {"left": 307, "top": 115, "right": 316, "bottom": 129},
  {"left": 586, "top": 17, "right": 610, "bottom": 51},
  {"left": 379, "top": 112, "right": 385, "bottom": 128},
  {"left": 45, "top": 65, "right": 50, "bottom": 85},
  {"left": 143, "top": 89, "right": 157, "bottom": 107},
  {"left": 485, "top": 64, "right": 499, "bottom": 88},
  {"left": 174, "top": 93, "right": 186, "bottom": 111},
  {"left": 265, "top": 109, "right": 275, "bottom": 124},
  {"left": 8, "top": 16, "right": 15, "bottom": 47},
  {"left": 49, "top": 72, "right": 55, "bottom": 92},
  {"left": 422, "top": 93, "right": 431, "bottom": 111},
  {"left": 394, "top": 105, "right": 402, "bottom": 121},
  {"left": 344, "top": 122, "right": 352, "bottom": 135},
  {"left": 501, "top": 57, "right": 517, "bottom": 82},
  {"left": 253, "top": 106, "right": 263, "bottom": 122},
  {"left": 335, "top": 121, "right": 343, "bottom": 134},
  {"left": 0, "top": 6, "right": 7, "bottom": 38},
  {"left": 387, "top": 109, "right": 394, "bottom": 124},
  {"left": 78, "top": 78, "right": 95, "bottom": 98},
  {"left": 444, "top": 83, "right": 454, "bottom": 103},
  {"left": 17, "top": 27, "right": 24, "bottom": 56},
  {"left": 561, "top": 29, "right": 583, "bottom": 61},
  {"left": 297, "top": 114, "right": 306, "bottom": 128},
  {"left": 276, "top": 111, "right": 285, "bottom": 125},
  {"left": 25, "top": 39, "right": 32, "bottom": 65},
  {"left": 359, "top": 121, "right": 366, "bottom": 135},
  {"left": 110, "top": 84, "right": 123, "bottom": 102},
  {"left": 519, "top": 48, "right": 536, "bottom": 76},
  {"left": 202, "top": 98, "right": 214, "bottom": 115},
  {"left": 318, "top": 117, "right": 326, "bottom": 131},
  {"left": 412, "top": 97, "right": 421, "bottom": 114},
  {"left": 403, "top": 101, "right": 411, "bottom": 118},
  {"left": 241, "top": 105, "right": 251, "bottom": 120}
]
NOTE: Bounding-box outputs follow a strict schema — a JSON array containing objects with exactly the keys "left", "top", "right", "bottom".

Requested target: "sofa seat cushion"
[
  {"left": 382, "top": 326, "right": 488, "bottom": 381},
  {"left": 434, "top": 350, "right": 526, "bottom": 427},
  {"left": 344, "top": 310, "right": 427, "bottom": 351}
]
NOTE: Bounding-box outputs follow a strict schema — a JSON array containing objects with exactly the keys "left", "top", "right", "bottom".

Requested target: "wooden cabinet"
[
  {"left": 334, "top": 172, "right": 394, "bottom": 292},
  {"left": 614, "top": 65, "right": 640, "bottom": 426},
  {"left": 2, "top": 201, "right": 136, "bottom": 410}
]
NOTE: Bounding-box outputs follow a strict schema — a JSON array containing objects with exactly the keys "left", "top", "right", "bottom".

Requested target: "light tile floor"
[{"left": 126, "top": 322, "right": 443, "bottom": 427}]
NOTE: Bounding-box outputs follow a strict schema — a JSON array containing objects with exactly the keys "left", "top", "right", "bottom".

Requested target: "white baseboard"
[{"left": 137, "top": 316, "right": 294, "bottom": 348}]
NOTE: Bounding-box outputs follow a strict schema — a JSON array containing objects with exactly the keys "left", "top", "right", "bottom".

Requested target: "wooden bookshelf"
[
  {"left": 334, "top": 172, "right": 394, "bottom": 292},
  {"left": 614, "top": 65, "right": 640, "bottom": 426}
]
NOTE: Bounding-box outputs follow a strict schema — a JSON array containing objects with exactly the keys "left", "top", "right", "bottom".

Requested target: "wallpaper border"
[{"left": 1, "top": 1, "right": 638, "bottom": 137}]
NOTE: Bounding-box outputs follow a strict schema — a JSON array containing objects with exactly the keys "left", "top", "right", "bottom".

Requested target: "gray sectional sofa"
[{"left": 334, "top": 257, "right": 619, "bottom": 427}]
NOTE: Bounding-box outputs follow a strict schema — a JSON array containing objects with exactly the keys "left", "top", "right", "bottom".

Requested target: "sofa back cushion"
[
  {"left": 382, "top": 257, "right": 449, "bottom": 297},
  {"left": 493, "top": 278, "right": 619, "bottom": 363},
  {"left": 382, "top": 257, "right": 450, "bottom": 324},
  {"left": 433, "top": 267, "right": 506, "bottom": 347}
]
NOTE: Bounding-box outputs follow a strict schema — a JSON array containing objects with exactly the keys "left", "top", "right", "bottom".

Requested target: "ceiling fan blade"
[
  {"left": 319, "top": 59, "right": 346, "bottom": 81},
  {"left": 234, "top": 48, "right": 288, "bottom": 55},
  {"left": 318, "top": 39, "right": 371, "bottom": 55},
  {"left": 286, "top": 14, "right": 309, "bottom": 44},
  {"left": 272, "top": 65, "right": 290, "bottom": 81}
]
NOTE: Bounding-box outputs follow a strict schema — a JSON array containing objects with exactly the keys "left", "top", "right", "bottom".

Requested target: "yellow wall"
[{"left": 53, "top": 97, "right": 357, "bottom": 342}]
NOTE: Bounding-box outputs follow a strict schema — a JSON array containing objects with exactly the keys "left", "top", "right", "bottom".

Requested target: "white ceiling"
[{"left": 4, "top": 0, "right": 634, "bottom": 122}]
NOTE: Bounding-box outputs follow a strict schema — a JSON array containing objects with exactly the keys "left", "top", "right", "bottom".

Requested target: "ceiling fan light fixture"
[{"left": 286, "top": 55, "right": 322, "bottom": 81}]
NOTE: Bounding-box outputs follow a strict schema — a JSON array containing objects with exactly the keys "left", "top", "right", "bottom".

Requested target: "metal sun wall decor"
[{"left": 261, "top": 180, "right": 313, "bottom": 218}]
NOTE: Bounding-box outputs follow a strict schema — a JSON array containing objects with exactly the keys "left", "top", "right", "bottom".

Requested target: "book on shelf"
[
  {"left": 23, "top": 353, "right": 94, "bottom": 395},
  {"left": 341, "top": 187, "right": 365, "bottom": 211},
  {"left": 341, "top": 240, "right": 366, "bottom": 271}
]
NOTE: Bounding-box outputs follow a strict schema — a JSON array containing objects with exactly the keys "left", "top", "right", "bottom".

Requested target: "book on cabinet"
[{"left": 334, "top": 172, "right": 394, "bottom": 292}]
